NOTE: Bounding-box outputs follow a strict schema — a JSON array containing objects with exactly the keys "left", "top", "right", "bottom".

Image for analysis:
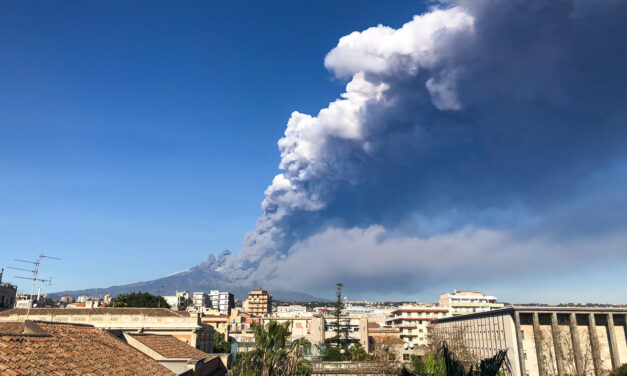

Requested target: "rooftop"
[
  {"left": 0, "top": 321, "right": 174, "bottom": 375},
  {"left": 128, "top": 333, "right": 212, "bottom": 360},
  {"left": 0, "top": 307, "right": 186, "bottom": 317}
]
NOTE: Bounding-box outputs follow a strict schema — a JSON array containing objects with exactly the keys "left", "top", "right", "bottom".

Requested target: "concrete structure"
[
  {"left": 165, "top": 291, "right": 190, "bottom": 310},
  {"left": 201, "top": 314, "right": 230, "bottom": 339},
  {"left": 386, "top": 305, "right": 449, "bottom": 346},
  {"left": 124, "top": 333, "right": 226, "bottom": 376},
  {"left": 439, "top": 290, "right": 504, "bottom": 316},
  {"left": 59, "top": 295, "right": 74, "bottom": 303},
  {"left": 0, "top": 307, "right": 214, "bottom": 353},
  {"left": 433, "top": 305, "right": 627, "bottom": 376},
  {"left": 193, "top": 292, "right": 209, "bottom": 310},
  {"left": 209, "top": 290, "right": 234, "bottom": 315},
  {"left": 276, "top": 304, "right": 310, "bottom": 317},
  {"left": 246, "top": 289, "right": 272, "bottom": 317},
  {"left": 0, "top": 269, "right": 17, "bottom": 309}
]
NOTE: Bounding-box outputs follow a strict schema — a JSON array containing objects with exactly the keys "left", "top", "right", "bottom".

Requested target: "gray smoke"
[{"left": 223, "top": 0, "right": 627, "bottom": 295}]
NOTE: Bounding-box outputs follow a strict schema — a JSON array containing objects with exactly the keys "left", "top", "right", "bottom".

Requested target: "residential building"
[
  {"left": 60, "top": 295, "right": 74, "bottom": 303},
  {"left": 0, "top": 269, "right": 17, "bottom": 309},
  {"left": 193, "top": 292, "right": 209, "bottom": 309},
  {"left": 432, "top": 305, "right": 627, "bottom": 376},
  {"left": 124, "top": 333, "right": 227, "bottom": 375},
  {"left": 103, "top": 294, "right": 112, "bottom": 306},
  {"left": 246, "top": 289, "right": 272, "bottom": 317},
  {"left": 0, "top": 307, "right": 214, "bottom": 352},
  {"left": 439, "top": 290, "right": 504, "bottom": 316},
  {"left": 201, "top": 314, "right": 230, "bottom": 340},
  {"left": 209, "top": 290, "right": 234, "bottom": 315},
  {"left": 276, "top": 304, "right": 310, "bottom": 317},
  {"left": 386, "top": 305, "right": 450, "bottom": 346},
  {"left": 164, "top": 291, "right": 190, "bottom": 310},
  {"left": 0, "top": 320, "right": 174, "bottom": 376}
]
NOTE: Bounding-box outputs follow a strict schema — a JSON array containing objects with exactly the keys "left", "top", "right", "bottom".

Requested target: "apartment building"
[
  {"left": 209, "top": 290, "right": 234, "bottom": 315},
  {"left": 433, "top": 306, "right": 627, "bottom": 376},
  {"left": 193, "top": 292, "right": 210, "bottom": 309},
  {"left": 439, "top": 290, "right": 504, "bottom": 316},
  {"left": 386, "top": 305, "right": 450, "bottom": 346},
  {"left": 246, "top": 289, "right": 272, "bottom": 316}
]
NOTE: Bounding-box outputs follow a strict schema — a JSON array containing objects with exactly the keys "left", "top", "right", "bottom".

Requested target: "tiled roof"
[
  {"left": 0, "top": 322, "right": 24, "bottom": 335},
  {"left": 0, "top": 307, "right": 185, "bottom": 317},
  {"left": 0, "top": 321, "right": 174, "bottom": 375},
  {"left": 128, "top": 333, "right": 212, "bottom": 360}
]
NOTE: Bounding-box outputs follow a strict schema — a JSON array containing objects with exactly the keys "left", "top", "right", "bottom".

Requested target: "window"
[
  {"left": 403, "top": 354, "right": 410, "bottom": 361},
  {"left": 419, "top": 329, "right": 423, "bottom": 333}
]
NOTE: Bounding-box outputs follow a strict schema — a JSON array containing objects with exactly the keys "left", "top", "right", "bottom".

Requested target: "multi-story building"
[
  {"left": 209, "top": 290, "right": 234, "bottom": 315},
  {"left": 386, "top": 305, "right": 450, "bottom": 346},
  {"left": 432, "top": 305, "right": 627, "bottom": 376},
  {"left": 59, "top": 296, "right": 74, "bottom": 303},
  {"left": 246, "top": 289, "right": 272, "bottom": 317},
  {"left": 439, "top": 290, "right": 504, "bottom": 316},
  {"left": 193, "top": 292, "right": 209, "bottom": 310},
  {"left": 0, "top": 269, "right": 17, "bottom": 309},
  {"left": 164, "top": 291, "right": 189, "bottom": 310}
]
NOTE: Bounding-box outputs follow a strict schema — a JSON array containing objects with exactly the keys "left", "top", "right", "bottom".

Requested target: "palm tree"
[{"left": 230, "top": 321, "right": 311, "bottom": 376}]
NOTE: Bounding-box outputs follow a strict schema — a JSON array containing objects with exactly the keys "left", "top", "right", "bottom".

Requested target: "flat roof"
[{"left": 436, "top": 305, "right": 627, "bottom": 323}]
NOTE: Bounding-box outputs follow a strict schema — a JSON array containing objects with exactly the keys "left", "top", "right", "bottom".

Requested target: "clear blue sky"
[{"left": 0, "top": 1, "right": 430, "bottom": 295}]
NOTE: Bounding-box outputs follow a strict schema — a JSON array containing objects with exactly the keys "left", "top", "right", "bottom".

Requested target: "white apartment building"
[
  {"left": 439, "top": 290, "right": 504, "bottom": 316},
  {"left": 192, "top": 292, "right": 209, "bottom": 309},
  {"left": 386, "top": 305, "right": 450, "bottom": 346},
  {"left": 208, "top": 290, "right": 234, "bottom": 315}
]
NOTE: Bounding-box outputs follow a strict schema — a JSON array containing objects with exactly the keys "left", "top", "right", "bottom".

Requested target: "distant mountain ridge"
[{"left": 49, "top": 251, "right": 327, "bottom": 302}]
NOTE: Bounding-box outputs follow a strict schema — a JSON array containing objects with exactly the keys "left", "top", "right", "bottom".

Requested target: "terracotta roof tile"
[
  {"left": 0, "top": 321, "right": 174, "bottom": 376},
  {"left": 0, "top": 322, "right": 24, "bottom": 334},
  {"left": 128, "top": 333, "right": 212, "bottom": 360},
  {"left": 0, "top": 307, "right": 184, "bottom": 317}
]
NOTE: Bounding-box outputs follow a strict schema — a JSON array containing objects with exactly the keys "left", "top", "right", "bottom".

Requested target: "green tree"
[
  {"left": 348, "top": 342, "right": 369, "bottom": 361},
  {"left": 230, "top": 321, "right": 311, "bottom": 376},
  {"left": 399, "top": 344, "right": 509, "bottom": 376},
  {"left": 213, "top": 331, "right": 230, "bottom": 353},
  {"left": 610, "top": 364, "right": 627, "bottom": 376},
  {"left": 110, "top": 292, "right": 170, "bottom": 308},
  {"left": 325, "top": 283, "right": 348, "bottom": 354}
]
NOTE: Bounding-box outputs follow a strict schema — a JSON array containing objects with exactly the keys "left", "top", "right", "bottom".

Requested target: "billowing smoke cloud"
[{"left": 224, "top": 0, "right": 627, "bottom": 295}]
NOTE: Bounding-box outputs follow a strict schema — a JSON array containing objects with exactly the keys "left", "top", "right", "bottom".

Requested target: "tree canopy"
[{"left": 110, "top": 292, "right": 170, "bottom": 308}]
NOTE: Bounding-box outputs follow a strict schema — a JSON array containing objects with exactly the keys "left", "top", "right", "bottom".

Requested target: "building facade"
[
  {"left": 209, "top": 290, "right": 234, "bottom": 315},
  {"left": 246, "top": 289, "right": 272, "bottom": 317},
  {"left": 439, "top": 290, "right": 504, "bottom": 316},
  {"left": 193, "top": 292, "right": 209, "bottom": 310},
  {"left": 386, "top": 305, "right": 450, "bottom": 346},
  {"left": 433, "top": 306, "right": 627, "bottom": 376},
  {"left": 0, "top": 307, "right": 214, "bottom": 352}
]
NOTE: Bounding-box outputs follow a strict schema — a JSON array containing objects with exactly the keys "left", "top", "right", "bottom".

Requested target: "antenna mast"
[{"left": 11, "top": 253, "right": 60, "bottom": 318}]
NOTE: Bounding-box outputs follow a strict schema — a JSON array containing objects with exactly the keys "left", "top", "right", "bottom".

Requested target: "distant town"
[{"left": 1, "top": 267, "right": 626, "bottom": 375}]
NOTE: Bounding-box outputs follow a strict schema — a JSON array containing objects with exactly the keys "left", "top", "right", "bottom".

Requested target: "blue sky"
[
  {"left": 0, "top": 0, "right": 430, "bottom": 295},
  {"left": 1, "top": 1, "right": 626, "bottom": 304}
]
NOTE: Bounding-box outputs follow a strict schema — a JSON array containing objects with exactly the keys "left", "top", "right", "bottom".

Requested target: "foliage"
[
  {"left": 399, "top": 344, "right": 509, "bottom": 376},
  {"left": 611, "top": 364, "right": 627, "bottom": 376},
  {"left": 110, "top": 292, "right": 170, "bottom": 308},
  {"left": 229, "top": 321, "right": 311, "bottom": 376},
  {"left": 321, "top": 345, "right": 343, "bottom": 361},
  {"left": 325, "top": 283, "right": 348, "bottom": 352},
  {"left": 408, "top": 352, "right": 445, "bottom": 376},
  {"left": 348, "top": 342, "right": 369, "bottom": 361},
  {"left": 213, "top": 331, "right": 230, "bottom": 353}
]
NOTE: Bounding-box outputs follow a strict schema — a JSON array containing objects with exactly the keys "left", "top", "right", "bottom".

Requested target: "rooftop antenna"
[{"left": 11, "top": 253, "right": 60, "bottom": 318}]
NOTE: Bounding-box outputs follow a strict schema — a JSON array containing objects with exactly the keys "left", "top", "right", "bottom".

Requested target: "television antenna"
[{"left": 10, "top": 253, "right": 60, "bottom": 318}]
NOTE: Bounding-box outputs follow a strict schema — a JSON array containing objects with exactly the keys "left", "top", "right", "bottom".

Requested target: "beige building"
[
  {"left": 0, "top": 307, "right": 214, "bottom": 352},
  {"left": 386, "top": 305, "right": 450, "bottom": 346},
  {"left": 433, "top": 306, "right": 627, "bottom": 376},
  {"left": 246, "top": 289, "right": 272, "bottom": 316},
  {"left": 439, "top": 290, "right": 504, "bottom": 316}
]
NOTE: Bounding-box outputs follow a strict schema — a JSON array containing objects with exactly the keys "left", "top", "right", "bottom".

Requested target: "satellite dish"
[
  {"left": 409, "top": 343, "right": 414, "bottom": 349},
  {"left": 403, "top": 343, "right": 409, "bottom": 350}
]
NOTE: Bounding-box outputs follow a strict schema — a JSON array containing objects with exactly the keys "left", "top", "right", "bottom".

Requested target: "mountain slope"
[{"left": 49, "top": 253, "right": 326, "bottom": 302}]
